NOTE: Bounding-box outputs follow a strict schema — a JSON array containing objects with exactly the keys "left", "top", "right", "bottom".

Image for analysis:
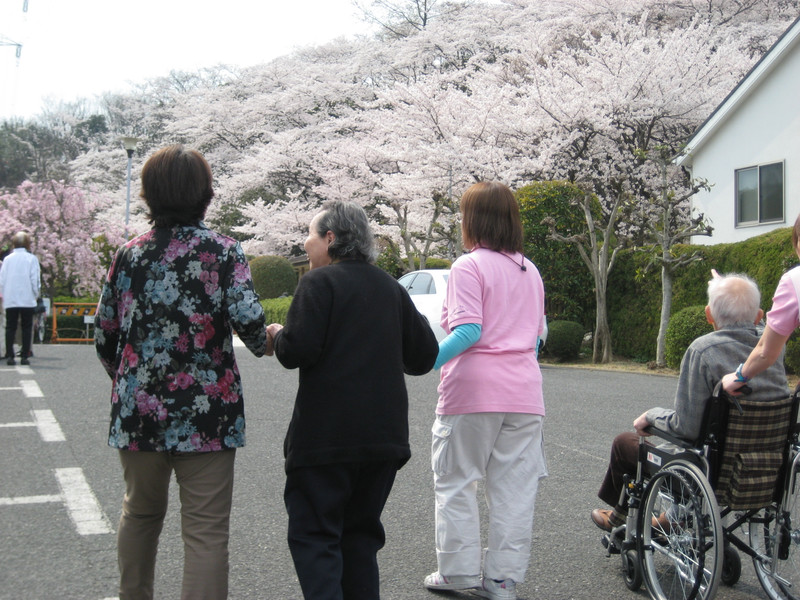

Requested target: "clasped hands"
[{"left": 264, "top": 323, "right": 283, "bottom": 357}]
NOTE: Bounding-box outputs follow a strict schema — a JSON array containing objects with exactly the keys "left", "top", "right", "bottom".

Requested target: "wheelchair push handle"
[{"left": 712, "top": 380, "right": 748, "bottom": 415}]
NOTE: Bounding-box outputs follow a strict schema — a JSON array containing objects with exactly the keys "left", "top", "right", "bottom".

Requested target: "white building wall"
[{"left": 689, "top": 43, "right": 800, "bottom": 244}]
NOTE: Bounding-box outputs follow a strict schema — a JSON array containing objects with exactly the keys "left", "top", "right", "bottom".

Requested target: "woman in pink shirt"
[
  {"left": 722, "top": 213, "right": 800, "bottom": 394},
  {"left": 423, "top": 181, "right": 547, "bottom": 600}
]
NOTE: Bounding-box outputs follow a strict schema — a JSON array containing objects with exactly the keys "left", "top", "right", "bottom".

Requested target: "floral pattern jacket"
[{"left": 95, "top": 224, "right": 267, "bottom": 452}]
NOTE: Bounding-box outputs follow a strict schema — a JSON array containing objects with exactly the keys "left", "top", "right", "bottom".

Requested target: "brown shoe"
[{"left": 591, "top": 508, "right": 625, "bottom": 531}]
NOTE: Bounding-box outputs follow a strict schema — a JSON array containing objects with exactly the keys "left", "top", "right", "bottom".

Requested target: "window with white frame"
[{"left": 735, "top": 161, "right": 784, "bottom": 226}]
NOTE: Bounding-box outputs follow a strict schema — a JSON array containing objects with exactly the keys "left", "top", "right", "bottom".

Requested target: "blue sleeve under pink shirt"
[{"left": 435, "top": 248, "right": 546, "bottom": 416}]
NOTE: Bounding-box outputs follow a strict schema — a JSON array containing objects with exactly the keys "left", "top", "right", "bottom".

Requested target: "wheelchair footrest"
[{"left": 601, "top": 533, "right": 622, "bottom": 555}]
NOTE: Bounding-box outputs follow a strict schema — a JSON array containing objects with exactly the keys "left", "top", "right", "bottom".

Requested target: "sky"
[{"left": 0, "top": 0, "right": 374, "bottom": 120}]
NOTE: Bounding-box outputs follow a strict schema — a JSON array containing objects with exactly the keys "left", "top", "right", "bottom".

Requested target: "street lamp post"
[{"left": 120, "top": 136, "right": 140, "bottom": 239}]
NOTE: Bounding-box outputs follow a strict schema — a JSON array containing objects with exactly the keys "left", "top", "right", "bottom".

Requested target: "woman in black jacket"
[{"left": 267, "top": 200, "right": 438, "bottom": 600}]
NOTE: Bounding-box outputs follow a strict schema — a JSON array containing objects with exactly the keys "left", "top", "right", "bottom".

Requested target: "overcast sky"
[{"left": 0, "top": 0, "right": 373, "bottom": 120}]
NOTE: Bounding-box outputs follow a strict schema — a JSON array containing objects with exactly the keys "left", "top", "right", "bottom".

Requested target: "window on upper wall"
[{"left": 735, "top": 161, "right": 785, "bottom": 226}]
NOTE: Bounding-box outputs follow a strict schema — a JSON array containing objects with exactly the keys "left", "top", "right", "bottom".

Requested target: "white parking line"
[
  {"left": 0, "top": 494, "right": 61, "bottom": 506},
  {"left": 0, "top": 386, "right": 22, "bottom": 392},
  {"left": 0, "top": 471, "right": 114, "bottom": 535},
  {"left": 32, "top": 409, "right": 66, "bottom": 442},
  {"left": 55, "top": 468, "right": 113, "bottom": 535},
  {"left": 0, "top": 410, "right": 65, "bottom": 442},
  {"left": 20, "top": 380, "right": 43, "bottom": 398}
]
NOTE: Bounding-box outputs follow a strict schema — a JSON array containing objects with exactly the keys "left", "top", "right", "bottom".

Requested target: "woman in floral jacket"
[{"left": 95, "top": 144, "right": 268, "bottom": 600}]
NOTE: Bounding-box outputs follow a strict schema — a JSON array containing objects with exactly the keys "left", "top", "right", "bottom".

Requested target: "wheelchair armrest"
[{"left": 641, "top": 425, "right": 699, "bottom": 450}]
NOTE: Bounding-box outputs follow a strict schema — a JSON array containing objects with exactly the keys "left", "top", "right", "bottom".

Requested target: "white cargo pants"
[{"left": 431, "top": 412, "right": 547, "bottom": 583}]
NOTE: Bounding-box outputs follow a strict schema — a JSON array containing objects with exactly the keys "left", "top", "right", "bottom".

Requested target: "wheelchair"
[{"left": 600, "top": 382, "right": 800, "bottom": 600}]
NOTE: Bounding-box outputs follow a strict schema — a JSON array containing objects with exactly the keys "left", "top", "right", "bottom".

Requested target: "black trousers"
[
  {"left": 5, "top": 307, "right": 34, "bottom": 359},
  {"left": 284, "top": 460, "right": 401, "bottom": 600}
]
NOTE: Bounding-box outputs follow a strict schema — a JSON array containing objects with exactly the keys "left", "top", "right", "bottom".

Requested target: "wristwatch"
[{"left": 734, "top": 363, "right": 750, "bottom": 383}]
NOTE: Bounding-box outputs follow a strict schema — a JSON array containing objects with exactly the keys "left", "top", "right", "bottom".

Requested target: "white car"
[
  {"left": 398, "top": 268, "right": 548, "bottom": 350},
  {"left": 398, "top": 269, "right": 450, "bottom": 341}
]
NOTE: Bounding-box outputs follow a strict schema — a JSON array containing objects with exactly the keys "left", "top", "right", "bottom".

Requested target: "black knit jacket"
[{"left": 273, "top": 260, "right": 438, "bottom": 472}]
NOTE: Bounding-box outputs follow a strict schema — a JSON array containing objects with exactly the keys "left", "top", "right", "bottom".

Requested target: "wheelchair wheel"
[
  {"left": 36, "top": 311, "right": 46, "bottom": 343},
  {"left": 721, "top": 543, "right": 741, "bottom": 586},
  {"left": 639, "top": 461, "right": 723, "bottom": 600},
  {"left": 622, "top": 548, "right": 642, "bottom": 591},
  {"left": 749, "top": 485, "right": 800, "bottom": 599}
]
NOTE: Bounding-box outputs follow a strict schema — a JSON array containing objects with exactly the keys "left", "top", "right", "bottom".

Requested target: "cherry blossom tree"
[
  {"left": 632, "top": 146, "right": 713, "bottom": 366},
  {"left": 40, "top": 0, "right": 796, "bottom": 330},
  {"left": 0, "top": 181, "right": 124, "bottom": 297},
  {"left": 506, "top": 8, "right": 767, "bottom": 361}
]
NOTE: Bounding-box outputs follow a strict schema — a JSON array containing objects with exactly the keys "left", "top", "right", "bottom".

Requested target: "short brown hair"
[
  {"left": 140, "top": 144, "right": 214, "bottom": 227},
  {"left": 460, "top": 181, "right": 523, "bottom": 253}
]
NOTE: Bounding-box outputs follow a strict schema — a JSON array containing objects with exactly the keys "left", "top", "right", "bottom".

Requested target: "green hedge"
[
  {"left": 784, "top": 332, "right": 800, "bottom": 375},
  {"left": 543, "top": 320, "right": 585, "bottom": 361},
  {"left": 608, "top": 226, "right": 797, "bottom": 363},
  {"left": 262, "top": 296, "right": 292, "bottom": 325},
  {"left": 47, "top": 314, "right": 92, "bottom": 343},
  {"left": 517, "top": 182, "right": 597, "bottom": 327}
]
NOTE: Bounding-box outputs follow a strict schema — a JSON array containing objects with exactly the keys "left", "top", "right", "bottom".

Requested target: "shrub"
[
  {"left": 544, "top": 320, "right": 584, "bottom": 361},
  {"left": 784, "top": 331, "right": 800, "bottom": 375},
  {"left": 517, "top": 181, "right": 598, "bottom": 327},
  {"left": 377, "top": 247, "right": 405, "bottom": 278},
  {"left": 664, "top": 305, "right": 713, "bottom": 369},
  {"left": 262, "top": 296, "right": 293, "bottom": 325},
  {"left": 423, "top": 257, "right": 452, "bottom": 270},
  {"left": 249, "top": 255, "right": 297, "bottom": 299},
  {"left": 608, "top": 226, "right": 798, "bottom": 363}
]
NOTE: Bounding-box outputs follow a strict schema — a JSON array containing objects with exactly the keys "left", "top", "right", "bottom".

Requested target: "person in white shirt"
[{"left": 0, "top": 232, "right": 41, "bottom": 365}]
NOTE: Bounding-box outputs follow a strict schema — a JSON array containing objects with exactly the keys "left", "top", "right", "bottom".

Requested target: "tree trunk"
[
  {"left": 593, "top": 272, "right": 613, "bottom": 363},
  {"left": 655, "top": 264, "right": 673, "bottom": 367}
]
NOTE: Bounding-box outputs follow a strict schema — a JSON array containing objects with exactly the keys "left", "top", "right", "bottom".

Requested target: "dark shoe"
[
  {"left": 6, "top": 356, "right": 16, "bottom": 366},
  {"left": 20, "top": 358, "right": 30, "bottom": 366},
  {"left": 591, "top": 508, "right": 625, "bottom": 531}
]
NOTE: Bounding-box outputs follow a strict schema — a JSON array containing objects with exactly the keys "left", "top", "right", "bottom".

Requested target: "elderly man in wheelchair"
[{"left": 591, "top": 272, "right": 800, "bottom": 600}]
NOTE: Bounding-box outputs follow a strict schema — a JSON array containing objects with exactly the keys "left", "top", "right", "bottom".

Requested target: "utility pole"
[
  {"left": 1, "top": 1, "right": 29, "bottom": 59},
  {"left": 0, "top": 35, "right": 23, "bottom": 60},
  {"left": 1, "top": 1, "right": 29, "bottom": 115}
]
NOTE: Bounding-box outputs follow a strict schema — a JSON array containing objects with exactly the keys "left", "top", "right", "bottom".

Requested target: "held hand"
[
  {"left": 633, "top": 413, "right": 651, "bottom": 437},
  {"left": 265, "top": 330, "right": 274, "bottom": 357},
  {"left": 265, "top": 323, "right": 283, "bottom": 357},
  {"left": 721, "top": 372, "right": 747, "bottom": 396}
]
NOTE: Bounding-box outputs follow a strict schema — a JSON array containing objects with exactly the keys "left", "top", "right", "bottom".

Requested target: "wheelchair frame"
[{"left": 600, "top": 385, "right": 800, "bottom": 600}]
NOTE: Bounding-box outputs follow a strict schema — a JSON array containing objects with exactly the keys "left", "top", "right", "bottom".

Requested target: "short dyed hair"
[
  {"left": 460, "top": 181, "right": 523, "bottom": 253},
  {"left": 140, "top": 144, "right": 214, "bottom": 227},
  {"left": 707, "top": 273, "right": 761, "bottom": 328},
  {"left": 313, "top": 201, "right": 376, "bottom": 263}
]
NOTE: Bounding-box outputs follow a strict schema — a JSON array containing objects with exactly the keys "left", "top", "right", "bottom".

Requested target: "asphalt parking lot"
[{"left": 0, "top": 344, "right": 775, "bottom": 599}]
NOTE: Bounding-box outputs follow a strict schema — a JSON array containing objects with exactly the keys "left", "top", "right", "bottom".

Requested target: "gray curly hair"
[{"left": 313, "top": 201, "right": 377, "bottom": 263}]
